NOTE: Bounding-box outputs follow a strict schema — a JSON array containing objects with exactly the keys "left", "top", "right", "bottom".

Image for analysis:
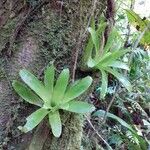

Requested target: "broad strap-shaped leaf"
[
  {"left": 84, "top": 37, "right": 94, "bottom": 64},
  {"left": 44, "top": 65, "right": 55, "bottom": 94},
  {"left": 93, "top": 110, "right": 136, "bottom": 133},
  {"left": 125, "top": 9, "right": 145, "bottom": 31},
  {"left": 94, "top": 52, "right": 112, "bottom": 68},
  {"left": 48, "top": 110, "right": 62, "bottom": 137},
  {"left": 83, "top": 17, "right": 96, "bottom": 64},
  {"left": 91, "top": 16, "right": 96, "bottom": 30},
  {"left": 51, "top": 69, "right": 69, "bottom": 106},
  {"left": 19, "top": 69, "right": 48, "bottom": 102},
  {"left": 97, "top": 49, "right": 130, "bottom": 67},
  {"left": 96, "top": 22, "right": 107, "bottom": 36},
  {"left": 88, "top": 27, "right": 99, "bottom": 56},
  {"left": 63, "top": 76, "right": 93, "bottom": 103},
  {"left": 100, "top": 70, "right": 108, "bottom": 99},
  {"left": 19, "top": 108, "right": 49, "bottom": 133},
  {"left": 104, "top": 61, "right": 130, "bottom": 70},
  {"left": 105, "top": 68, "right": 132, "bottom": 92},
  {"left": 61, "top": 100, "right": 95, "bottom": 113},
  {"left": 44, "top": 65, "right": 55, "bottom": 107},
  {"left": 103, "top": 29, "right": 118, "bottom": 53},
  {"left": 12, "top": 80, "right": 43, "bottom": 107}
]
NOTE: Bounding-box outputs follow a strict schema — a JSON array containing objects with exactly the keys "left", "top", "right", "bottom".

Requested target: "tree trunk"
[{"left": 0, "top": 0, "right": 107, "bottom": 149}]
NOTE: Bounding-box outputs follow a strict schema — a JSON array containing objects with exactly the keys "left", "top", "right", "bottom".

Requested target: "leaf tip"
[
  {"left": 12, "top": 80, "right": 17, "bottom": 86},
  {"left": 91, "top": 105, "right": 96, "bottom": 112},
  {"left": 19, "top": 69, "right": 28, "bottom": 79},
  {"left": 54, "top": 131, "right": 61, "bottom": 138},
  {"left": 18, "top": 126, "right": 29, "bottom": 133}
]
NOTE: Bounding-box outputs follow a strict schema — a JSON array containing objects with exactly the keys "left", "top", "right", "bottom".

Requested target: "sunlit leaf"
[
  {"left": 97, "top": 49, "right": 130, "bottom": 67},
  {"left": 63, "top": 76, "right": 92, "bottom": 103},
  {"left": 52, "top": 69, "right": 69, "bottom": 106},
  {"left": 87, "top": 57, "right": 97, "bottom": 68},
  {"left": 104, "top": 29, "right": 118, "bottom": 53},
  {"left": 91, "top": 16, "right": 96, "bottom": 30},
  {"left": 141, "top": 31, "right": 150, "bottom": 45},
  {"left": 19, "top": 108, "right": 49, "bottom": 133},
  {"left": 93, "top": 109, "right": 135, "bottom": 133},
  {"left": 88, "top": 27, "right": 99, "bottom": 56},
  {"left": 105, "top": 61, "right": 129, "bottom": 70},
  {"left": 44, "top": 64, "right": 55, "bottom": 95},
  {"left": 100, "top": 70, "right": 108, "bottom": 99},
  {"left": 125, "top": 9, "right": 150, "bottom": 45},
  {"left": 19, "top": 69, "right": 48, "bottom": 102},
  {"left": 61, "top": 101, "right": 95, "bottom": 113},
  {"left": 105, "top": 68, "right": 132, "bottom": 92},
  {"left": 125, "top": 9, "right": 145, "bottom": 31},
  {"left": 96, "top": 22, "right": 107, "bottom": 36},
  {"left": 48, "top": 111, "right": 62, "bottom": 137},
  {"left": 12, "top": 80, "right": 43, "bottom": 107},
  {"left": 84, "top": 37, "right": 94, "bottom": 64}
]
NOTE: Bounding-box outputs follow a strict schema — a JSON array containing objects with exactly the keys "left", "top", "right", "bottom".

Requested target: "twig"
[
  {"left": 130, "top": 70, "right": 148, "bottom": 85},
  {"left": 71, "top": 41, "right": 81, "bottom": 82},
  {"left": 82, "top": 0, "right": 97, "bottom": 36},
  {"left": 86, "top": 116, "right": 113, "bottom": 150},
  {"left": 71, "top": 0, "right": 97, "bottom": 82},
  {"left": 127, "top": 23, "right": 150, "bottom": 70},
  {"left": 124, "top": 0, "right": 135, "bottom": 48},
  {"left": 101, "top": 85, "right": 120, "bottom": 124},
  {"left": 101, "top": 66, "right": 150, "bottom": 124}
]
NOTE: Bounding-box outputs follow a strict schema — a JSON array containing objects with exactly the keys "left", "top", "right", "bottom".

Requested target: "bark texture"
[{"left": 0, "top": 0, "right": 107, "bottom": 149}]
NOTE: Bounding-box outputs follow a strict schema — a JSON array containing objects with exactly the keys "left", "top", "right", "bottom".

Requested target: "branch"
[
  {"left": 71, "top": 0, "right": 98, "bottom": 82},
  {"left": 86, "top": 116, "right": 113, "bottom": 150}
]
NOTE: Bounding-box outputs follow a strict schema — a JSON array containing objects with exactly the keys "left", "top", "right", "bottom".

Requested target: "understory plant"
[
  {"left": 12, "top": 65, "right": 95, "bottom": 137},
  {"left": 90, "top": 14, "right": 150, "bottom": 149},
  {"left": 93, "top": 110, "right": 148, "bottom": 150},
  {"left": 83, "top": 18, "right": 132, "bottom": 99}
]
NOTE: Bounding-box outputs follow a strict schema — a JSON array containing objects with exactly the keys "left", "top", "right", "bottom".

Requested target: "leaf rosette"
[{"left": 12, "top": 65, "right": 95, "bottom": 137}]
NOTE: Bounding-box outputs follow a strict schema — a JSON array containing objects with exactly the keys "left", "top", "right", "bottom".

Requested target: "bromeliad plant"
[
  {"left": 83, "top": 18, "right": 132, "bottom": 99},
  {"left": 12, "top": 65, "right": 95, "bottom": 137}
]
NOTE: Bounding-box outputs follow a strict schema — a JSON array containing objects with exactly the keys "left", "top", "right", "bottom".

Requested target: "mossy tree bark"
[{"left": 0, "top": 0, "right": 108, "bottom": 149}]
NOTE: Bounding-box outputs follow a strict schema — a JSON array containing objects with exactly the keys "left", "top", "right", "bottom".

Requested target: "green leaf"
[
  {"left": 84, "top": 37, "right": 94, "bottom": 64},
  {"left": 94, "top": 52, "right": 112, "bottom": 68},
  {"left": 105, "top": 68, "right": 132, "bottom": 92},
  {"left": 12, "top": 80, "right": 43, "bottom": 107},
  {"left": 141, "top": 31, "right": 150, "bottom": 45},
  {"left": 103, "top": 29, "right": 118, "bottom": 53},
  {"left": 63, "top": 76, "right": 93, "bottom": 103},
  {"left": 19, "top": 69, "right": 48, "bottom": 102},
  {"left": 125, "top": 9, "right": 150, "bottom": 45},
  {"left": 52, "top": 69, "right": 69, "bottom": 106},
  {"left": 97, "top": 49, "right": 130, "bottom": 67},
  {"left": 125, "top": 9, "right": 145, "bottom": 31},
  {"left": 87, "top": 52, "right": 112, "bottom": 68},
  {"left": 48, "top": 111, "right": 62, "bottom": 137},
  {"left": 87, "top": 57, "right": 97, "bottom": 68},
  {"left": 19, "top": 108, "right": 49, "bottom": 133},
  {"left": 105, "top": 61, "right": 129, "bottom": 70},
  {"left": 93, "top": 110, "right": 135, "bottom": 133},
  {"left": 100, "top": 70, "right": 108, "bottom": 99},
  {"left": 96, "top": 22, "right": 107, "bottom": 36},
  {"left": 61, "top": 101, "right": 95, "bottom": 113},
  {"left": 91, "top": 16, "right": 96, "bottom": 30},
  {"left": 44, "top": 64, "right": 55, "bottom": 94},
  {"left": 44, "top": 65, "right": 55, "bottom": 108},
  {"left": 88, "top": 27, "right": 99, "bottom": 56}
]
